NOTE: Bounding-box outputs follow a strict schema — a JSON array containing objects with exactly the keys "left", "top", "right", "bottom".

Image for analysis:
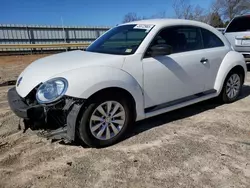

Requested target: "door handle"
[{"left": 200, "top": 58, "right": 208, "bottom": 64}]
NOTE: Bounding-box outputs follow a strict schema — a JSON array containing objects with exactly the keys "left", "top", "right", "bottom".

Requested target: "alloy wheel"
[
  {"left": 226, "top": 74, "right": 241, "bottom": 99},
  {"left": 89, "top": 101, "right": 126, "bottom": 140}
]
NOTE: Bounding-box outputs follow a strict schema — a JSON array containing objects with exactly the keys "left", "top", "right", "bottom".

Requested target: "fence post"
[{"left": 26, "top": 26, "right": 33, "bottom": 54}]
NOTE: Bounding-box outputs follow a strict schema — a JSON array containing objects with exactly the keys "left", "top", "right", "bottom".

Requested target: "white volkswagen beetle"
[{"left": 8, "top": 19, "right": 247, "bottom": 147}]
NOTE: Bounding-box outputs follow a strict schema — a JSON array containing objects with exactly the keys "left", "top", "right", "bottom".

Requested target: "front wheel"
[
  {"left": 77, "top": 95, "right": 133, "bottom": 148},
  {"left": 220, "top": 71, "right": 243, "bottom": 103}
]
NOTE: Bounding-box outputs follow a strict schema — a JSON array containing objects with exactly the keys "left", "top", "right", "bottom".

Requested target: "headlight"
[{"left": 36, "top": 78, "right": 68, "bottom": 104}]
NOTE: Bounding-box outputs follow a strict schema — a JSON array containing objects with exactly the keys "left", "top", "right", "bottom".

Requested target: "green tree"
[
  {"left": 210, "top": 12, "right": 224, "bottom": 27},
  {"left": 224, "top": 20, "right": 230, "bottom": 27}
]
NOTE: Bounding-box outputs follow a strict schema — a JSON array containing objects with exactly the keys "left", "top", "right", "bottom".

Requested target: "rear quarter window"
[
  {"left": 201, "top": 29, "right": 224, "bottom": 48},
  {"left": 226, "top": 16, "right": 250, "bottom": 33}
]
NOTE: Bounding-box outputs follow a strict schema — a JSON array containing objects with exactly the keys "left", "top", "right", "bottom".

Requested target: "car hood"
[{"left": 16, "top": 50, "right": 125, "bottom": 97}]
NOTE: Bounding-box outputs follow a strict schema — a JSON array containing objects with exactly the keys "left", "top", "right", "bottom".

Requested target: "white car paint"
[
  {"left": 16, "top": 19, "right": 247, "bottom": 121},
  {"left": 16, "top": 50, "right": 125, "bottom": 97},
  {"left": 54, "top": 66, "right": 145, "bottom": 120},
  {"left": 214, "top": 50, "right": 246, "bottom": 93},
  {"left": 142, "top": 48, "right": 229, "bottom": 108}
]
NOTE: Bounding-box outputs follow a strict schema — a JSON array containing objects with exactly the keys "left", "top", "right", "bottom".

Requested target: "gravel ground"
[
  {"left": 0, "top": 55, "right": 250, "bottom": 188},
  {"left": 0, "top": 54, "right": 49, "bottom": 85}
]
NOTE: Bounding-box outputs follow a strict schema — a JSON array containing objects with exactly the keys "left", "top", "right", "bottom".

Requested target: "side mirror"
[{"left": 148, "top": 44, "right": 172, "bottom": 57}]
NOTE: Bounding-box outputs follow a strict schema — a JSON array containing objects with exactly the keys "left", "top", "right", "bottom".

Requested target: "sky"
[{"left": 1, "top": 0, "right": 213, "bottom": 26}]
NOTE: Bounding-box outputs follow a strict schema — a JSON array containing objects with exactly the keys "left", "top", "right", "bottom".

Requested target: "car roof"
[{"left": 122, "top": 18, "right": 210, "bottom": 28}]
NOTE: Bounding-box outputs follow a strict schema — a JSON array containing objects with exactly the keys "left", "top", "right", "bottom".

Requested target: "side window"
[
  {"left": 201, "top": 29, "right": 224, "bottom": 49},
  {"left": 176, "top": 27, "right": 203, "bottom": 52},
  {"left": 148, "top": 26, "right": 203, "bottom": 54}
]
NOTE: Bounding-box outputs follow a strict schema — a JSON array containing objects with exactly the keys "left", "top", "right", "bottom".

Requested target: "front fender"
[
  {"left": 214, "top": 51, "right": 247, "bottom": 93},
  {"left": 53, "top": 66, "right": 145, "bottom": 120}
]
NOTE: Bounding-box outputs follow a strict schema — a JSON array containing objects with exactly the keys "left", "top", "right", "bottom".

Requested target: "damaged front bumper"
[{"left": 7, "top": 87, "right": 85, "bottom": 141}]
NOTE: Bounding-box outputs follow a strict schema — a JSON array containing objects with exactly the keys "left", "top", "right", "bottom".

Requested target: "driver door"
[{"left": 143, "top": 26, "right": 209, "bottom": 110}]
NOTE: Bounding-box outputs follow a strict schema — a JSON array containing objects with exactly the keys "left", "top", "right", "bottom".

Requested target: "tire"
[
  {"left": 77, "top": 94, "right": 134, "bottom": 148},
  {"left": 220, "top": 70, "right": 243, "bottom": 103}
]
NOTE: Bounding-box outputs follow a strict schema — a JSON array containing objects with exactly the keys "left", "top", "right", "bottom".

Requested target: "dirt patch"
[
  {"left": 0, "top": 56, "right": 250, "bottom": 188},
  {"left": 0, "top": 54, "right": 50, "bottom": 85}
]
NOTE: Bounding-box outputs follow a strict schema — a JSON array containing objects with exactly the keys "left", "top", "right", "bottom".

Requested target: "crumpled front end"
[{"left": 7, "top": 87, "right": 85, "bottom": 141}]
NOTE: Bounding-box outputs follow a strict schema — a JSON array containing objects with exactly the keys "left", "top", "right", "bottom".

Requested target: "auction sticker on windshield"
[
  {"left": 134, "top": 24, "right": 154, "bottom": 32},
  {"left": 125, "top": 49, "right": 133, "bottom": 53}
]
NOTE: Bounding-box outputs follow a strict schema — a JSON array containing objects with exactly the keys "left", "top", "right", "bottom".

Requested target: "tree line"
[{"left": 122, "top": 0, "right": 250, "bottom": 28}]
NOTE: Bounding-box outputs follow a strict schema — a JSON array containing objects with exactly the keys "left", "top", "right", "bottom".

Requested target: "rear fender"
[{"left": 214, "top": 51, "right": 247, "bottom": 93}]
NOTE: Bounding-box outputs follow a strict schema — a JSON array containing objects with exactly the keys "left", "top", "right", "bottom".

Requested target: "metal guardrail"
[
  {"left": 0, "top": 24, "right": 110, "bottom": 54},
  {"left": 0, "top": 43, "right": 90, "bottom": 49}
]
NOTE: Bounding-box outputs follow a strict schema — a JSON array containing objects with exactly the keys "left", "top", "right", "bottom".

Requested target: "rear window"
[{"left": 226, "top": 16, "right": 250, "bottom": 32}]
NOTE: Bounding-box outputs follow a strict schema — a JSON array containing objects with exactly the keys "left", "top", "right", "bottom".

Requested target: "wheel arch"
[
  {"left": 230, "top": 65, "right": 245, "bottom": 81},
  {"left": 85, "top": 87, "right": 137, "bottom": 120},
  {"left": 79, "top": 80, "right": 145, "bottom": 121},
  {"left": 214, "top": 51, "right": 247, "bottom": 94}
]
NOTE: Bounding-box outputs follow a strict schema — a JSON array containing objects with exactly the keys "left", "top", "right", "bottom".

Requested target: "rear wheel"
[
  {"left": 77, "top": 95, "right": 133, "bottom": 148},
  {"left": 220, "top": 71, "right": 243, "bottom": 103}
]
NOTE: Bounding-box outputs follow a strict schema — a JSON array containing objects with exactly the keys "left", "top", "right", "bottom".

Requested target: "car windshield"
[
  {"left": 86, "top": 24, "right": 154, "bottom": 55},
  {"left": 226, "top": 15, "right": 250, "bottom": 33}
]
